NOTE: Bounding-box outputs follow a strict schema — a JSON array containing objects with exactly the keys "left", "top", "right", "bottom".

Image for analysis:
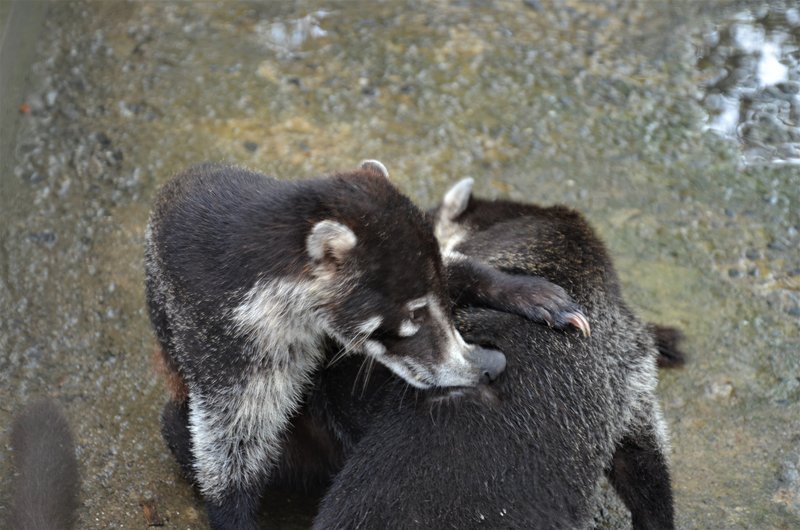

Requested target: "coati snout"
[
  {"left": 470, "top": 345, "right": 506, "bottom": 384},
  {"left": 304, "top": 165, "right": 508, "bottom": 390},
  {"left": 319, "top": 287, "right": 508, "bottom": 389}
]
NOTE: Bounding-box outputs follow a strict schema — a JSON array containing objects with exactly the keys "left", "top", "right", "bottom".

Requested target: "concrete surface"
[{"left": 1, "top": 1, "right": 798, "bottom": 528}]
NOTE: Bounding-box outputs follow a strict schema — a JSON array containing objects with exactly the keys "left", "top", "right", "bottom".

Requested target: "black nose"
[{"left": 470, "top": 347, "right": 506, "bottom": 384}]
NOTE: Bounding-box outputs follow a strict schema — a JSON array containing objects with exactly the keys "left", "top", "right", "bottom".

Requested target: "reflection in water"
[
  {"left": 254, "top": 10, "right": 329, "bottom": 52},
  {"left": 698, "top": 5, "right": 800, "bottom": 165}
]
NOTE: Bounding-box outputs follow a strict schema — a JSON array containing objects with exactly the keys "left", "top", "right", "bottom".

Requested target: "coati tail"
[
  {"left": 649, "top": 324, "right": 688, "bottom": 368},
  {"left": 9, "top": 399, "right": 80, "bottom": 530}
]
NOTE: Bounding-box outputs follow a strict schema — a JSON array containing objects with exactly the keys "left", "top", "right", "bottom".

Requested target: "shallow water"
[
  {"left": 0, "top": 1, "right": 798, "bottom": 528},
  {"left": 698, "top": 3, "right": 800, "bottom": 166}
]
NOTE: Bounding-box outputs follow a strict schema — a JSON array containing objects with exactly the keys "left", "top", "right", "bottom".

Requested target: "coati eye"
[
  {"left": 403, "top": 296, "right": 429, "bottom": 334},
  {"left": 398, "top": 313, "right": 423, "bottom": 337}
]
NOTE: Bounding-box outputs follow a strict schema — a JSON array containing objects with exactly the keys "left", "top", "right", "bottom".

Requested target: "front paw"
[{"left": 504, "top": 276, "right": 591, "bottom": 337}]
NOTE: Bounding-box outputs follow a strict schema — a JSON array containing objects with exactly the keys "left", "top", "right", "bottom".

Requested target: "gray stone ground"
[{"left": 1, "top": 1, "right": 798, "bottom": 528}]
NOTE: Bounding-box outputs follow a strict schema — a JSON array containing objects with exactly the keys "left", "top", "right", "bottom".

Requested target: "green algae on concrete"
[{"left": 1, "top": 1, "right": 798, "bottom": 528}]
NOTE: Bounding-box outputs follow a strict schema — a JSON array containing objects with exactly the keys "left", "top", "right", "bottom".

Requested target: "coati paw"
[
  {"left": 506, "top": 276, "right": 591, "bottom": 337},
  {"left": 563, "top": 311, "right": 591, "bottom": 337}
]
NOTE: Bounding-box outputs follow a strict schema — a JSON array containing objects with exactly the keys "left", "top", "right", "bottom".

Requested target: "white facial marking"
[
  {"left": 364, "top": 339, "right": 387, "bottom": 357},
  {"left": 375, "top": 355, "right": 430, "bottom": 389},
  {"left": 424, "top": 294, "right": 479, "bottom": 387},
  {"left": 398, "top": 320, "right": 420, "bottom": 337},
  {"left": 407, "top": 297, "right": 429, "bottom": 311},
  {"left": 356, "top": 315, "right": 383, "bottom": 335}
]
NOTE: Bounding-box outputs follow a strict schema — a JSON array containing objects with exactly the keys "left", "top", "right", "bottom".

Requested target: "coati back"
[
  {"left": 436, "top": 178, "right": 686, "bottom": 367},
  {"left": 146, "top": 161, "right": 518, "bottom": 529},
  {"left": 312, "top": 182, "right": 675, "bottom": 529},
  {"left": 8, "top": 399, "right": 79, "bottom": 530}
]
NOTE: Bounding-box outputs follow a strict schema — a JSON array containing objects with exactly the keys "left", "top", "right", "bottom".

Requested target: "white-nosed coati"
[
  {"left": 146, "top": 162, "right": 589, "bottom": 529},
  {"left": 310, "top": 179, "right": 676, "bottom": 529}
]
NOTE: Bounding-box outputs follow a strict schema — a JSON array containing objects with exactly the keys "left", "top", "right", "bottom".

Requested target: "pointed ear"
[
  {"left": 307, "top": 220, "right": 357, "bottom": 263},
  {"left": 359, "top": 159, "right": 389, "bottom": 178},
  {"left": 441, "top": 178, "right": 473, "bottom": 221}
]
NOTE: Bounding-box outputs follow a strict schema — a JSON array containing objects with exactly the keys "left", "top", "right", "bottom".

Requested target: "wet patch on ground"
[{"left": 698, "top": 2, "right": 800, "bottom": 165}]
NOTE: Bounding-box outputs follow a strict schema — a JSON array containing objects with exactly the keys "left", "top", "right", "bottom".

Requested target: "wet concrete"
[{"left": 0, "top": 1, "right": 798, "bottom": 528}]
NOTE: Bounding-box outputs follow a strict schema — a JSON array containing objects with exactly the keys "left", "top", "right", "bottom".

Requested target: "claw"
[{"left": 565, "top": 311, "right": 591, "bottom": 337}]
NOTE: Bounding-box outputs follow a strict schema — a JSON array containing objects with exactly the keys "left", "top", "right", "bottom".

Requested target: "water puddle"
[
  {"left": 253, "top": 9, "right": 329, "bottom": 53},
  {"left": 697, "top": 4, "right": 800, "bottom": 165}
]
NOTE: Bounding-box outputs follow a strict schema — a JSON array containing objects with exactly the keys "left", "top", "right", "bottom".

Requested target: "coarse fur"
[
  {"left": 435, "top": 178, "right": 686, "bottom": 367},
  {"left": 312, "top": 184, "right": 675, "bottom": 529},
  {"left": 650, "top": 324, "right": 687, "bottom": 368},
  {"left": 8, "top": 399, "right": 79, "bottom": 530},
  {"left": 147, "top": 162, "right": 591, "bottom": 529}
]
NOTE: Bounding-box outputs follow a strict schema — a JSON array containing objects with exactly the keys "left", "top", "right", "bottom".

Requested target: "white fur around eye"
[
  {"left": 406, "top": 297, "right": 429, "bottom": 312},
  {"left": 399, "top": 320, "right": 420, "bottom": 337},
  {"left": 356, "top": 316, "right": 383, "bottom": 335}
]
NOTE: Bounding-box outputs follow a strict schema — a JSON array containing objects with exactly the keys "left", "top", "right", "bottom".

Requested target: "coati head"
[{"left": 306, "top": 161, "right": 506, "bottom": 390}]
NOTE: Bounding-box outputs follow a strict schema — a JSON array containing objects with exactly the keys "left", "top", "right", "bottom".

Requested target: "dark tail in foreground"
[
  {"left": 9, "top": 399, "right": 79, "bottom": 530},
  {"left": 650, "top": 324, "right": 688, "bottom": 368}
]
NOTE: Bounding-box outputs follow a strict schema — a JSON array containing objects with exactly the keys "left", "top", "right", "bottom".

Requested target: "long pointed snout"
[{"left": 468, "top": 346, "right": 506, "bottom": 384}]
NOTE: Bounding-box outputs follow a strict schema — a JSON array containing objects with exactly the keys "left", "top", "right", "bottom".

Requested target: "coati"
[
  {"left": 8, "top": 399, "right": 79, "bottom": 530},
  {"left": 145, "top": 161, "right": 589, "bottom": 529},
  {"left": 311, "top": 179, "right": 675, "bottom": 529},
  {"left": 437, "top": 177, "right": 685, "bottom": 369}
]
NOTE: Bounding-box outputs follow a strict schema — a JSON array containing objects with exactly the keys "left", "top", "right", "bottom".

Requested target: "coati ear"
[
  {"left": 441, "top": 178, "right": 473, "bottom": 221},
  {"left": 307, "top": 220, "right": 357, "bottom": 263},
  {"left": 359, "top": 159, "right": 389, "bottom": 178}
]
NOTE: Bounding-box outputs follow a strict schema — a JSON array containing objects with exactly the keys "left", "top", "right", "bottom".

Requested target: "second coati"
[
  {"left": 311, "top": 180, "right": 676, "bottom": 529},
  {"left": 146, "top": 161, "right": 589, "bottom": 529}
]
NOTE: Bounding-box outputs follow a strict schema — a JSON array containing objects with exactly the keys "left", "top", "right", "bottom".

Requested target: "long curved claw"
[{"left": 564, "top": 311, "right": 591, "bottom": 337}]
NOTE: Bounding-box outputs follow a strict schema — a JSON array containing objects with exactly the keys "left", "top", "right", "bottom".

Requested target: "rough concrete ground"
[{"left": 0, "top": 1, "right": 798, "bottom": 528}]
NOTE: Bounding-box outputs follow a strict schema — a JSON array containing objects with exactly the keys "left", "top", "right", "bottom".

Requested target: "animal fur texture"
[
  {"left": 311, "top": 180, "right": 675, "bottom": 529},
  {"left": 146, "top": 162, "right": 587, "bottom": 529}
]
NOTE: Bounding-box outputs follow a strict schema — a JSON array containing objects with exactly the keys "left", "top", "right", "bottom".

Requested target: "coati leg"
[
  {"left": 607, "top": 427, "right": 675, "bottom": 530},
  {"left": 445, "top": 256, "right": 591, "bottom": 336},
  {"left": 160, "top": 399, "right": 197, "bottom": 484},
  {"left": 187, "top": 389, "right": 269, "bottom": 530},
  {"left": 206, "top": 487, "right": 263, "bottom": 530},
  {"left": 185, "top": 357, "right": 319, "bottom": 530},
  {"left": 435, "top": 178, "right": 590, "bottom": 336}
]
